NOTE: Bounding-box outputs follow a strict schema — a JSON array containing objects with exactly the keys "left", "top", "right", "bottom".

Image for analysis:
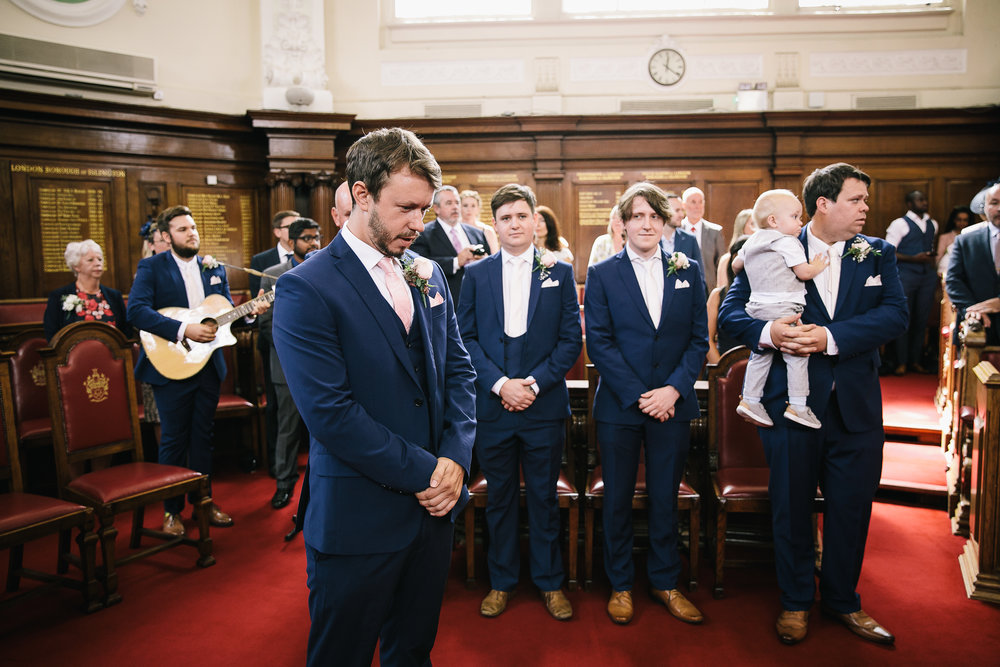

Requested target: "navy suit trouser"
[
  {"left": 152, "top": 364, "right": 220, "bottom": 514},
  {"left": 760, "top": 391, "right": 883, "bottom": 613},
  {"left": 597, "top": 418, "right": 689, "bottom": 591},
  {"left": 893, "top": 267, "right": 935, "bottom": 367},
  {"left": 477, "top": 415, "right": 565, "bottom": 592},
  {"left": 305, "top": 512, "right": 453, "bottom": 667}
]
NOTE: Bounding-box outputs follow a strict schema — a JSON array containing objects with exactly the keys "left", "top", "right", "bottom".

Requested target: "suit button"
[
  {"left": 653, "top": 363, "right": 660, "bottom": 369},
  {"left": 499, "top": 337, "right": 504, "bottom": 343},
  {"left": 414, "top": 398, "right": 424, "bottom": 407},
  {"left": 406, "top": 342, "right": 412, "bottom": 349}
]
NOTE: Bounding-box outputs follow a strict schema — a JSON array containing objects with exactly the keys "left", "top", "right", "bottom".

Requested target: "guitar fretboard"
[{"left": 216, "top": 290, "right": 275, "bottom": 326}]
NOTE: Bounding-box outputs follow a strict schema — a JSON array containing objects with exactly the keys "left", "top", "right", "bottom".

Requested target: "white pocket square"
[
  {"left": 541, "top": 278, "right": 559, "bottom": 288},
  {"left": 429, "top": 292, "right": 445, "bottom": 307},
  {"left": 675, "top": 279, "right": 690, "bottom": 289},
  {"left": 864, "top": 275, "right": 882, "bottom": 287},
  {"left": 209, "top": 275, "right": 222, "bottom": 285}
]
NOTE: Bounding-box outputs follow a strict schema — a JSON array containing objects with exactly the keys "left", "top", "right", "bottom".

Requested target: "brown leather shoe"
[
  {"left": 650, "top": 588, "right": 704, "bottom": 624},
  {"left": 824, "top": 608, "right": 895, "bottom": 645},
  {"left": 542, "top": 590, "right": 573, "bottom": 621},
  {"left": 775, "top": 610, "right": 809, "bottom": 645},
  {"left": 607, "top": 590, "right": 633, "bottom": 625},
  {"left": 195, "top": 502, "right": 233, "bottom": 527},
  {"left": 480, "top": 589, "right": 510, "bottom": 617},
  {"left": 162, "top": 512, "right": 185, "bottom": 537}
]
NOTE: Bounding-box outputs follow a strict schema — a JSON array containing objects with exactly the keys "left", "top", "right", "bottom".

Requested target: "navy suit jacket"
[
  {"left": 584, "top": 249, "right": 709, "bottom": 425},
  {"left": 662, "top": 230, "right": 704, "bottom": 286},
  {"left": 945, "top": 223, "right": 1000, "bottom": 344},
  {"left": 271, "top": 233, "right": 477, "bottom": 555},
  {"left": 44, "top": 282, "right": 131, "bottom": 341},
  {"left": 457, "top": 252, "right": 582, "bottom": 423},
  {"left": 127, "top": 251, "right": 232, "bottom": 386},
  {"left": 719, "top": 230, "right": 908, "bottom": 431},
  {"left": 411, "top": 219, "right": 490, "bottom": 301}
]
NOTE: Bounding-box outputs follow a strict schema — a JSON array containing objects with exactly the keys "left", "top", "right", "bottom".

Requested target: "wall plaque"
[{"left": 34, "top": 181, "right": 111, "bottom": 273}]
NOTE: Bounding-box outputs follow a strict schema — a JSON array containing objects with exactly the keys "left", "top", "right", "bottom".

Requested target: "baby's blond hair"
[{"left": 752, "top": 189, "right": 800, "bottom": 229}]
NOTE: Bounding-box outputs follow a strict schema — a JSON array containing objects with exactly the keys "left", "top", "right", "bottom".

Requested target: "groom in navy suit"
[
  {"left": 720, "top": 163, "right": 908, "bottom": 646},
  {"left": 585, "top": 181, "right": 708, "bottom": 626},
  {"left": 457, "top": 184, "right": 582, "bottom": 621},
  {"left": 272, "top": 128, "right": 477, "bottom": 667}
]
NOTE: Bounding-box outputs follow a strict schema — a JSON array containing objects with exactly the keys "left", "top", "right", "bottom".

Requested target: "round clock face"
[{"left": 648, "top": 48, "right": 686, "bottom": 87}]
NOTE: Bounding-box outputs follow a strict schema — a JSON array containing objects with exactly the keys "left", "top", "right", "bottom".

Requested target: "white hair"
[
  {"left": 64, "top": 239, "right": 103, "bottom": 273},
  {"left": 682, "top": 186, "right": 704, "bottom": 202}
]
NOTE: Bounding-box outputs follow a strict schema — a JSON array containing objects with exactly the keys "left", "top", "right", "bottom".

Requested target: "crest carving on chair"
[
  {"left": 30, "top": 362, "right": 46, "bottom": 387},
  {"left": 84, "top": 369, "right": 110, "bottom": 403}
]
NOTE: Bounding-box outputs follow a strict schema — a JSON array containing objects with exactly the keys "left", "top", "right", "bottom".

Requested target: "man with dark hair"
[
  {"left": 658, "top": 187, "right": 700, "bottom": 260},
  {"left": 946, "top": 181, "right": 1000, "bottom": 344},
  {"left": 721, "top": 162, "right": 907, "bottom": 646},
  {"left": 273, "top": 127, "right": 476, "bottom": 666},
  {"left": 585, "top": 180, "right": 708, "bottom": 627},
  {"left": 128, "top": 205, "right": 269, "bottom": 536},
  {"left": 457, "top": 183, "right": 582, "bottom": 621},
  {"left": 258, "top": 218, "right": 322, "bottom": 510},
  {"left": 411, "top": 184, "right": 490, "bottom": 301},
  {"left": 885, "top": 189, "right": 938, "bottom": 374},
  {"left": 250, "top": 210, "right": 301, "bottom": 295}
]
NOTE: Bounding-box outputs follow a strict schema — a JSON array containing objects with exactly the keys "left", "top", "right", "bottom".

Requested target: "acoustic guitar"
[{"left": 139, "top": 291, "right": 274, "bottom": 380}]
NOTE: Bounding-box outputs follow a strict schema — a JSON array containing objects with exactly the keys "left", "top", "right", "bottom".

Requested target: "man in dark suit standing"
[
  {"left": 410, "top": 184, "right": 489, "bottom": 301},
  {"left": 720, "top": 163, "right": 908, "bottom": 646},
  {"left": 681, "top": 186, "right": 727, "bottom": 291},
  {"left": 585, "top": 181, "right": 708, "bottom": 627},
  {"left": 946, "top": 182, "right": 1000, "bottom": 344},
  {"left": 272, "top": 128, "right": 476, "bottom": 667},
  {"left": 457, "top": 184, "right": 582, "bottom": 621},
  {"left": 128, "top": 205, "right": 269, "bottom": 536}
]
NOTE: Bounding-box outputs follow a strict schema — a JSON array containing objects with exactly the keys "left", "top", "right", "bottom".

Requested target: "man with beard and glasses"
[
  {"left": 128, "top": 205, "right": 269, "bottom": 536},
  {"left": 272, "top": 127, "right": 476, "bottom": 667}
]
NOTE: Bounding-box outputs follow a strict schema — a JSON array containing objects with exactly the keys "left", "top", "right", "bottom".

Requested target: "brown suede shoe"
[
  {"left": 195, "top": 502, "right": 233, "bottom": 527},
  {"left": 542, "top": 590, "right": 573, "bottom": 621},
  {"left": 162, "top": 512, "right": 185, "bottom": 537},
  {"left": 607, "top": 590, "right": 633, "bottom": 625},
  {"left": 650, "top": 589, "right": 704, "bottom": 624},
  {"left": 824, "top": 608, "right": 895, "bottom": 645},
  {"left": 480, "top": 589, "right": 510, "bottom": 617},
  {"left": 776, "top": 610, "right": 809, "bottom": 645}
]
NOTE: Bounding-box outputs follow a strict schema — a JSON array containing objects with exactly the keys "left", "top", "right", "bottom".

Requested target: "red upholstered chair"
[
  {"left": 8, "top": 328, "right": 52, "bottom": 448},
  {"left": 40, "top": 322, "right": 215, "bottom": 606},
  {"left": 583, "top": 364, "right": 701, "bottom": 591},
  {"left": 707, "top": 346, "right": 823, "bottom": 598},
  {"left": 1, "top": 351, "right": 102, "bottom": 613}
]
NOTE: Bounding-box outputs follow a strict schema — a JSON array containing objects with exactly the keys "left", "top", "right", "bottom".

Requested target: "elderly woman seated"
[{"left": 43, "top": 239, "right": 132, "bottom": 341}]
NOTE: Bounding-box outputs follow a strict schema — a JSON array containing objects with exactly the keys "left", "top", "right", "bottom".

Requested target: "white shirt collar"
[
  {"left": 626, "top": 243, "right": 661, "bottom": 264},
  {"left": 170, "top": 251, "right": 198, "bottom": 271},
  {"left": 438, "top": 218, "right": 461, "bottom": 231},
  {"left": 500, "top": 246, "right": 535, "bottom": 265},
  {"left": 340, "top": 223, "right": 392, "bottom": 272},
  {"left": 276, "top": 241, "right": 293, "bottom": 257},
  {"left": 805, "top": 225, "right": 846, "bottom": 256}
]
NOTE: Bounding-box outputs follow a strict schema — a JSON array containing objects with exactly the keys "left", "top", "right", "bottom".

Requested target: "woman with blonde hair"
[
  {"left": 715, "top": 208, "right": 756, "bottom": 289},
  {"left": 460, "top": 189, "right": 500, "bottom": 254}
]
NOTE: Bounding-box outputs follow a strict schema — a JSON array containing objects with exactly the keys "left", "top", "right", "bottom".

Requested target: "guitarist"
[{"left": 127, "top": 205, "right": 270, "bottom": 537}]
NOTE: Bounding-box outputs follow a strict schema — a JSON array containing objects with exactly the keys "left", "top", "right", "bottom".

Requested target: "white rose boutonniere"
[
  {"left": 666, "top": 251, "right": 690, "bottom": 277},
  {"left": 62, "top": 294, "right": 84, "bottom": 312},
  {"left": 843, "top": 238, "right": 881, "bottom": 264},
  {"left": 402, "top": 256, "right": 437, "bottom": 306},
  {"left": 201, "top": 254, "right": 220, "bottom": 272},
  {"left": 534, "top": 250, "right": 557, "bottom": 281}
]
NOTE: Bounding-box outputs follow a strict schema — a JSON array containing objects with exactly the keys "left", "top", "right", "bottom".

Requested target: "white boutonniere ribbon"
[{"left": 843, "top": 238, "right": 881, "bottom": 264}]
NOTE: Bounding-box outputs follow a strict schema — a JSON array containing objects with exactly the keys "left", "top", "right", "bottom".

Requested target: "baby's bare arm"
[{"left": 792, "top": 253, "right": 829, "bottom": 281}]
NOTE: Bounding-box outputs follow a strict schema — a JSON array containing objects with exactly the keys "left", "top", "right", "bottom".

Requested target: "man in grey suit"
[
  {"left": 681, "top": 186, "right": 727, "bottom": 292},
  {"left": 258, "top": 217, "right": 323, "bottom": 509},
  {"left": 946, "top": 182, "right": 1000, "bottom": 343}
]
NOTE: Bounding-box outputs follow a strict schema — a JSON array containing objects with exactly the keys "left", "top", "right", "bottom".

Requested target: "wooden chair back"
[
  {"left": 0, "top": 352, "right": 20, "bottom": 491},
  {"left": 706, "top": 347, "right": 762, "bottom": 472},
  {"left": 8, "top": 328, "right": 50, "bottom": 433}
]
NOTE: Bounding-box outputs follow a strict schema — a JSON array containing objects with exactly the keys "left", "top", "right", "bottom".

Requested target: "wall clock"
[{"left": 648, "top": 48, "right": 686, "bottom": 87}]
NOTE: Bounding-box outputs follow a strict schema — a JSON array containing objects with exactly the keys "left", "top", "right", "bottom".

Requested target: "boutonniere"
[
  {"left": 201, "top": 255, "right": 220, "bottom": 271},
  {"left": 666, "top": 251, "right": 690, "bottom": 277},
  {"left": 843, "top": 238, "right": 881, "bottom": 263},
  {"left": 62, "top": 293, "right": 84, "bottom": 312},
  {"left": 534, "top": 250, "right": 557, "bottom": 281},
  {"left": 402, "top": 256, "right": 436, "bottom": 306}
]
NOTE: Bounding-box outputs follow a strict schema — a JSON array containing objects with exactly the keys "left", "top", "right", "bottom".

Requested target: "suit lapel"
[
  {"left": 526, "top": 252, "right": 542, "bottom": 327},
  {"left": 161, "top": 253, "right": 189, "bottom": 307},
  {"left": 488, "top": 253, "right": 504, "bottom": 328},
  {"left": 616, "top": 252, "right": 655, "bottom": 329},
  {"left": 800, "top": 229, "right": 832, "bottom": 322},
  {"left": 658, "top": 248, "right": 676, "bottom": 330},
  {"left": 432, "top": 221, "right": 457, "bottom": 256},
  {"left": 835, "top": 237, "right": 859, "bottom": 317}
]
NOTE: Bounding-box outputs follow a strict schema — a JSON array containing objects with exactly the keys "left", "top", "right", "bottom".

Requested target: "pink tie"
[
  {"left": 378, "top": 257, "right": 412, "bottom": 333},
  {"left": 449, "top": 227, "right": 463, "bottom": 254}
]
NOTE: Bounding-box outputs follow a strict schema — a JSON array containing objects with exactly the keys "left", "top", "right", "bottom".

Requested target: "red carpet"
[
  {"left": 879, "top": 374, "right": 942, "bottom": 442},
  {"left": 3, "top": 455, "right": 1000, "bottom": 666}
]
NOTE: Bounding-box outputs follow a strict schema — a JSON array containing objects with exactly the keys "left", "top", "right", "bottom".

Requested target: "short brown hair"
[
  {"left": 272, "top": 210, "right": 300, "bottom": 229},
  {"left": 490, "top": 183, "right": 536, "bottom": 218},
  {"left": 157, "top": 205, "right": 193, "bottom": 233},
  {"left": 346, "top": 127, "right": 442, "bottom": 203},
  {"left": 617, "top": 182, "right": 673, "bottom": 225}
]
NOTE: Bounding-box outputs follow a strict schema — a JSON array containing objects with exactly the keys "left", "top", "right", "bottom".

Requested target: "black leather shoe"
[{"left": 271, "top": 489, "right": 292, "bottom": 509}]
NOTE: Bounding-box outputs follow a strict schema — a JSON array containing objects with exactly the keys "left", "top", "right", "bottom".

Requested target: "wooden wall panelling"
[
  {"left": 867, "top": 177, "right": 933, "bottom": 241},
  {"left": 0, "top": 158, "right": 17, "bottom": 299},
  {"left": 704, "top": 179, "right": 771, "bottom": 247},
  {"left": 306, "top": 171, "right": 335, "bottom": 244}
]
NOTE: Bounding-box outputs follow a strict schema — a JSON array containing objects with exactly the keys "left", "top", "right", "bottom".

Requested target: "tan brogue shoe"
[
  {"left": 196, "top": 502, "right": 233, "bottom": 527},
  {"left": 607, "top": 590, "right": 633, "bottom": 625},
  {"left": 775, "top": 610, "right": 809, "bottom": 645},
  {"left": 824, "top": 608, "right": 895, "bottom": 645},
  {"left": 650, "top": 589, "right": 704, "bottom": 624},
  {"left": 542, "top": 590, "right": 573, "bottom": 621},
  {"left": 480, "top": 589, "right": 510, "bottom": 617},
  {"left": 162, "top": 512, "right": 185, "bottom": 537}
]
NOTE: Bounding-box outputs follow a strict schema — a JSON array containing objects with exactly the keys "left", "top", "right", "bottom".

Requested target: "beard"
[
  {"left": 171, "top": 239, "right": 200, "bottom": 259},
  {"left": 368, "top": 208, "right": 415, "bottom": 258}
]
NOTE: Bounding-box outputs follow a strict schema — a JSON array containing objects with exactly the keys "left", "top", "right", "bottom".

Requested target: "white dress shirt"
[
  {"left": 340, "top": 224, "right": 415, "bottom": 313},
  {"left": 275, "top": 242, "right": 295, "bottom": 266},
  {"left": 171, "top": 251, "right": 205, "bottom": 341},
  {"left": 492, "top": 247, "right": 539, "bottom": 397},
  {"left": 627, "top": 243, "right": 663, "bottom": 326},
  {"left": 439, "top": 219, "right": 473, "bottom": 273},
  {"left": 681, "top": 218, "right": 703, "bottom": 247},
  {"left": 885, "top": 213, "right": 938, "bottom": 249}
]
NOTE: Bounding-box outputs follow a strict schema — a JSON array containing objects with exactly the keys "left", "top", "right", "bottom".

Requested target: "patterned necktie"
[
  {"left": 449, "top": 227, "right": 463, "bottom": 254},
  {"left": 378, "top": 256, "right": 412, "bottom": 333}
]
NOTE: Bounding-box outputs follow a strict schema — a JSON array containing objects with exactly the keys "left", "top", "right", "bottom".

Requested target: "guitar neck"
[{"left": 215, "top": 290, "right": 274, "bottom": 327}]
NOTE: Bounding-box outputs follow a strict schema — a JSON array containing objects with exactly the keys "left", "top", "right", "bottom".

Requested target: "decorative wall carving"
[
  {"left": 381, "top": 60, "right": 525, "bottom": 87},
  {"left": 811, "top": 49, "right": 967, "bottom": 77}
]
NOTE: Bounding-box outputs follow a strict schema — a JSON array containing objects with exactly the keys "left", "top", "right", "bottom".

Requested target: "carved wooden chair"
[
  {"left": 1, "top": 351, "right": 102, "bottom": 613},
  {"left": 8, "top": 328, "right": 52, "bottom": 449},
  {"left": 40, "top": 322, "right": 215, "bottom": 605},
  {"left": 583, "top": 364, "right": 701, "bottom": 591}
]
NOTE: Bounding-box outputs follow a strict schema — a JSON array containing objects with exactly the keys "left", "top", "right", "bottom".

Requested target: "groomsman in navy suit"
[
  {"left": 128, "top": 205, "right": 269, "bottom": 536},
  {"left": 411, "top": 184, "right": 490, "bottom": 301},
  {"left": 946, "top": 182, "right": 1000, "bottom": 344},
  {"left": 272, "top": 128, "right": 476, "bottom": 667},
  {"left": 457, "top": 184, "right": 582, "bottom": 621},
  {"left": 720, "top": 163, "right": 907, "bottom": 646},
  {"left": 585, "top": 181, "right": 708, "bottom": 626}
]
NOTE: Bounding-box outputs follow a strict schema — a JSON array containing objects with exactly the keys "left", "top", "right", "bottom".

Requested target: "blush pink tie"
[
  {"left": 449, "top": 227, "right": 463, "bottom": 254},
  {"left": 378, "top": 256, "right": 412, "bottom": 333}
]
